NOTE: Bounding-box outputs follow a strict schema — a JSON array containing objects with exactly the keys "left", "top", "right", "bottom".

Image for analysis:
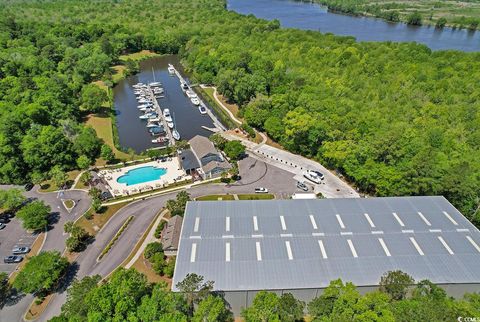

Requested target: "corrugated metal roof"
[{"left": 172, "top": 196, "right": 480, "bottom": 291}]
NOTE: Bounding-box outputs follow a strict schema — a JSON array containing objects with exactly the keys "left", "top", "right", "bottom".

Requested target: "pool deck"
[{"left": 98, "top": 159, "right": 189, "bottom": 197}]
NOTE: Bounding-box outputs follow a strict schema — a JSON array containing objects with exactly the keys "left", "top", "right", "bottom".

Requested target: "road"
[
  {"left": 2, "top": 157, "right": 297, "bottom": 321},
  {"left": 0, "top": 188, "right": 91, "bottom": 322}
]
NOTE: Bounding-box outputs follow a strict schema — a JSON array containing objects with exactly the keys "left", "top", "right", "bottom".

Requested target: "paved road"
[
  {"left": 0, "top": 187, "right": 91, "bottom": 322},
  {"left": 39, "top": 157, "right": 297, "bottom": 321}
]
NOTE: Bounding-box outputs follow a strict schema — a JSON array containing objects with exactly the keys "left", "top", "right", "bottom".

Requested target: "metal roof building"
[{"left": 172, "top": 196, "right": 480, "bottom": 314}]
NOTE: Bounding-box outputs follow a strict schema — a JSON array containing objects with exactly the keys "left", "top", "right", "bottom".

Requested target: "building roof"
[
  {"left": 202, "top": 160, "right": 231, "bottom": 174},
  {"left": 161, "top": 215, "right": 183, "bottom": 251},
  {"left": 180, "top": 149, "right": 200, "bottom": 171},
  {"left": 189, "top": 135, "right": 218, "bottom": 160},
  {"left": 172, "top": 196, "right": 480, "bottom": 292}
]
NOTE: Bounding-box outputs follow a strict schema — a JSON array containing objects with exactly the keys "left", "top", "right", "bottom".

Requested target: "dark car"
[
  {"left": 24, "top": 183, "right": 34, "bottom": 191},
  {"left": 0, "top": 223, "right": 5, "bottom": 230},
  {"left": 4, "top": 255, "right": 23, "bottom": 264},
  {"left": 0, "top": 216, "right": 10, "bottom": 224},
  {"left": 2, "top": 212, "right": 15, "bottom": 219}
]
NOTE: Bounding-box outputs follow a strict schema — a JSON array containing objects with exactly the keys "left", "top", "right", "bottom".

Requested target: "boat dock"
[
  {"left": 169, "top": 64, "right": 226, "bottom": 132},
  {"left": 146, "top": 86, "right": 176, "bottom": 147}
]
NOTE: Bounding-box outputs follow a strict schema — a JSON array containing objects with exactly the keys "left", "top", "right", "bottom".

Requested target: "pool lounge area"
[{"left": 98, "top": 158, "right": 190, "bottom": 197}]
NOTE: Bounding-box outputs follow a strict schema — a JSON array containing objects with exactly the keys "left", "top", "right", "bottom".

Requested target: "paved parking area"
[{"left": 0, "top": 218, "right": 37, "bottom": 275}]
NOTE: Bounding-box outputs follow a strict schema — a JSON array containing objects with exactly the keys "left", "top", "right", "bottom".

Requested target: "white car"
[
  {"left": 304, "top": 170, "right": 324, "bottom": 184},
  {"left": 255, "top": 187, "right": 268, "bottom": 193}
]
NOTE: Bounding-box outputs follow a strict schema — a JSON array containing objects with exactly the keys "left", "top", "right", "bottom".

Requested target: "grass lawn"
[
  {"left": 63, "top": 199, "right": 74, "bottom": 209},
  {"left": 196, "top": 194, "right": 235, "bottom": 201},
  {"left": 111, "top": 65, "right": 126, "bottom": 83},
  {"left": 85, "top": 113, "right": 131, "bottom": 163},
  {"left": 76, "top": 202, "right": 130, "bottom": 236},
  {"left": 119, "top": 50, "right": 159, "bottom": 62},
  {"left": 237, "top": 194, "right": 274, "bottom": 200},
  {"left": 39, "top": 170, "right": 81, "bottom": 193}
]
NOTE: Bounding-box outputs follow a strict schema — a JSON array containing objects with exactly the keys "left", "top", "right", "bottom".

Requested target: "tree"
[
  {"left": 277, "top": 293, "right": 304, "bottom": 322},
  {"left": 100, "top": 144, "right": 115, "bottom": 163},
  {"left": 85, "top": 268, "right": 149, "bottom": 321},
  {"left": 13, "top": 251, "right": 68, "bottom": 296},
  {"left": 223, "top": 140, "right": 245, "bottom": 160},
  {"left": 150, "top": 252, "right": 166, "bottom": 274},
  {"left": 0, "top": 188, "right": 26, "bottom": 211},
  {"left": 73, "top": 126, "right": 102, "bottom": 160},
  {"left": 80, "top": 84, "right": 108, "bottom": 113},
  {"left": 193, "top": 295, "right": 233, "bottom": 322},
  {"left": 406, "top": 12, "right": 422, "bottom": 25},
  {"left": 436, "top": 17, "right": 447, "bottom": 28},
  {"left": 144, "top": 242, "right": 164, "bottom": 260},
  {"left": 76, "top": 155, "right": 91, "bottom": 170},
  {"left": 166, "top": 191, "right": 191, "bottom": 216},
  {"left": 176, "top": 273, "right": 214, "bottom": 314},
  {"left": 209, "top": 133, "right": 227, "bottom": 150},
  {"left": 379, "top": 270, "right": 414, "bottom": 300},
  {"left": 92, "top": 198, "right": 102, "bottom": 213},
  {"left": 66, "top": 225, "right": 90, "bottom": 252},
  {"left": 136, "top": 282, "right": 189, "bottom": 321},
  {"left": 241, "top": 291, "right": 279, "bottom": 322},
  {"left": 16, "top": 200, "right": 50, "bottom": 231},
  {"left": 60, "top": 275, "right": 101, "bottom": 320},
  {"left": 0, "top": 272, "right": 10, "bottom": 305},
  {"left": 50, "top": 165, "right": 68, "bottom": 189},
  {"left": 79, "top": 171, "right": 92, "bottom": 186},
  {"left": 163, "top": 257, "right": 176, "bottom": 278}
]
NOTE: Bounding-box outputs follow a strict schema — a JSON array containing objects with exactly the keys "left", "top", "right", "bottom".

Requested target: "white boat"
[
  {"left": 149, "top": 82, "right": 162, "bottom": 87},
  {"left": 153, "top": 87, "right": 164, "bottom": 94},
  {"left": 198, "top": 105, "right": 207, "bottom": 115},
  {"left": 303, "top": 170, "right": 324, "bottom": 184},
  {"left": 181, "top": 82, "right": 189, "bottom": 91},
  {"left": 168, "top": 64, "right": 175, "bottom": 75},
  {"left": 152, "top": 137, "right": 167, "bottom": 143},
  {"left": 137, "top": 104, "right": 151, "bottom": 109},
  {"left": 191, "top": 97, "right": 200, "bottom": 106},
  {"left": 133, "top": 83, "right": 145, "bottom": 88},
  {"left": 167, "top": 121, "right": 174, "bottom": 129},
  {"left": 146, "top": 121, "right": 160, "bottom": 128},
  {"left": 163, "top": 109, "right": 173, "bottom": 122},
  {"left": 186, "top": 90, "right": 197, "bottom": 98},
  {"left": 149, "top": 117, "right": 160, "bottom": 122},
  {"left": 138, "top": 99, "right": 151, "bottom": 104},
  {"left": 172, "top": 129, "right": 180, "bottom": 140},
  {"left": 139, "top": 113, "right": 153, "bottom": 120}
]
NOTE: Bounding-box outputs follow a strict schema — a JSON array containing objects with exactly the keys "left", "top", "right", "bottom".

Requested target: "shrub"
[
  {"left": 154, "top": 221, "right": 167, "bottom": 239},
  {"left": 144, "top": 242, "right": 163, "bottom": 260},
  {"left": 150, "top": 252, "right": 166, "bottom": 275}
]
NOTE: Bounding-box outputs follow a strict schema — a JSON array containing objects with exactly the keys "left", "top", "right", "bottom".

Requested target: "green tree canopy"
[
  {"left": 193, "top": 295, "right": 233, "bottom": 322},
  {"left": 223, "top": 140, "right": 245, "bottom": 160},
  {"left": 0, "top": 188, "right": 26, "bottom": 211},
  {"left": 13, "top": 251, "right": 68, "bottom": 295},
  {"left": 16, "top": 200, "right": 50, "bottom": 231}
]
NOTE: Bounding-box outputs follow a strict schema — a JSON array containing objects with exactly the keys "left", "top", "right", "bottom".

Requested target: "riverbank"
[{"left": 316, "top": 0, "right": 480, "bottom": 30}]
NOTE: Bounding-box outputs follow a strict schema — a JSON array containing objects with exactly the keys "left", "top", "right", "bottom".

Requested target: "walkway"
[{"left": 199, "top": 85, "right": 242, "bottom": 125}]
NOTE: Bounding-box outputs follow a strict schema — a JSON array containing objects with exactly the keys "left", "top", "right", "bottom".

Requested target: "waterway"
[
  {"left": 113, "top": 55, "right": 218, "bottom": 153},
  {"left": 227, "top": 0, "right": 480, "bottom": 52}
]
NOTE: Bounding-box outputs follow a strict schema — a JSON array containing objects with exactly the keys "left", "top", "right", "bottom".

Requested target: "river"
[
  {"left": 113, "top": 55, "right": 218, "bottom": 153},
  {"left": 227, "top": 0, "right": 480, "bottom": 52}
]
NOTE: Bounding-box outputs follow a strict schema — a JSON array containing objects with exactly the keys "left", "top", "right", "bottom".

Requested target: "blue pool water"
[{"left": 117, "top": 166, "right": 168, "bottom": 186}]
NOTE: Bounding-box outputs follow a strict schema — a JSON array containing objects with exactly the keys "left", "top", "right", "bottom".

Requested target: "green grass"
[
  {"left": 98, "top": 215, "right": 135, "bottom": 261},
  {"left": 237, "top": 194, "right": 274, "bottom": 200},
  {"left": 196, "top": 194, "right": 235, "bottom": 201},
  {"left": 63, "top": 199, "right": 74, "bottom": 208},
  {"left": 119, "top": 50, "right": 160, "bottom": 62},
  {"left": 39, "top": 170, "right": 81, "bottom": 192}
]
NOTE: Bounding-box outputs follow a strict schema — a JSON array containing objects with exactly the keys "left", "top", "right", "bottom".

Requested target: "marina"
[{"left": 113, "top": 55, "right": 225, "bottom": 153}]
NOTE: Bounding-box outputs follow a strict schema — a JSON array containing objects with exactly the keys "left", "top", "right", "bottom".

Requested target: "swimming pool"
[{"left": 117, "top": 166, "right": 168, "bottom": 186}]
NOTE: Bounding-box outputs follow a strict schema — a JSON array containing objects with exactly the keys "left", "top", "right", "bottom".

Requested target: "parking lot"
[{"left": 0, "top": 217, "right": 37, "bottom": 275}]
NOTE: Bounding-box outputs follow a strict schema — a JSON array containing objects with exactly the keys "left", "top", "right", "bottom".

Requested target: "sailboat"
[{"left": 172, "top": 112, "right": 180, "bottom": 141}]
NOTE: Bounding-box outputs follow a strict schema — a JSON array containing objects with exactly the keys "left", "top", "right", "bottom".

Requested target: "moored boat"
[
  {"left": 163, "top": 108, "right": 173, "bottom": 122},
  {"left": 186, "top": 89, "right": 197, "bottom": 98},
  {"left": 167, "top": 121, "right": 174, "bottom": 129},
  {"left": 172, "top": 129, "right": 180, "bottom": 140},
  {"left": 149, "top": 82, "right": 162, "bottom": 87},
  {"left": 191, "top": 97, "right": 200, "bottom": 106},
  {"left": 168, "top": 64, "right": 175, "bottom": 75},
  {"left": 198, "top": 105, "right": 207, "bottom": 115}
]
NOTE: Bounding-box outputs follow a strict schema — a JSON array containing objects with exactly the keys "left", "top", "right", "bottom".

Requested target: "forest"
[
  {"left": 48, "top": 268, "right": 480, "bottom": 321},
  {"left": 0, "top": 0, "right": 479, "bottom": 219},
  {"left": 316, "top": 0, "right": 480, "bottom": 29}
]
